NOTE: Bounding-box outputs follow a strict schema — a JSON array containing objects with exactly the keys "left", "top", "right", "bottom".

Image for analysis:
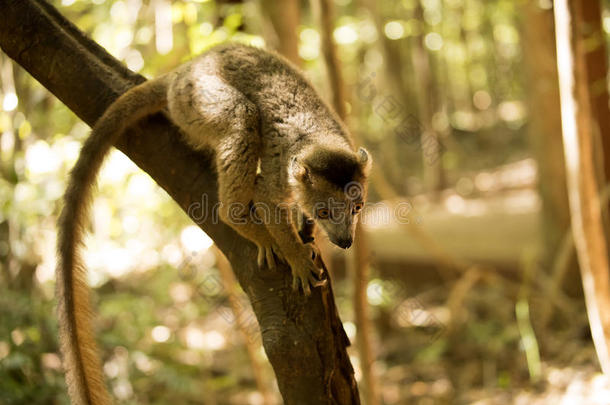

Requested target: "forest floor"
[
  {"left": 372, "top": 278, "right": 605, "bottom": 405},
  {"left": 472, "top": 365, "right": 610, "bottom": 405},
  {"left": 376, "top": 317, "right": 608, "bottom": 405}
]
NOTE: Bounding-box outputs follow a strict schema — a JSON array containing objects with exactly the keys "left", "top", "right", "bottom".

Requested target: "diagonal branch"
[{"left": 0, "top": 0, "right": 359, "bottom": 403}]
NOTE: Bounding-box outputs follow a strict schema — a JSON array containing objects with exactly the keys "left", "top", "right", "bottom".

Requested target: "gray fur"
[
  {"left": 58, "top": 43, "right": 371, "bottom": 403},
  {"left": 166, "top": 44, "right": 372, "bottom": 292}
]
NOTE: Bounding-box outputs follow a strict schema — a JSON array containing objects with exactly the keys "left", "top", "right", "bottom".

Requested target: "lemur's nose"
[{"left": 337, "top": 237, "right": 353, "bottom": 249}]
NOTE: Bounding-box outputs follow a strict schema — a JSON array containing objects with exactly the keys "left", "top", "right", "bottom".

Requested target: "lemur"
[{"left": 57, "top": 43, "right": 371, "bottom": 404}]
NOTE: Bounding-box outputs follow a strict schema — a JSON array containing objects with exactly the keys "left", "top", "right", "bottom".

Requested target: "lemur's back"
[{"left": 168, "top": 44, "right": 352, "bottom": 152}]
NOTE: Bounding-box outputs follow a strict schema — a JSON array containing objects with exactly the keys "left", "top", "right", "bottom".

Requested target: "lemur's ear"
[
  {"left": 289, "top": 156, "right": 310, "bottom": 184},
  {"left": 358, "top": 147, "right": 372, "bottom": 175}
]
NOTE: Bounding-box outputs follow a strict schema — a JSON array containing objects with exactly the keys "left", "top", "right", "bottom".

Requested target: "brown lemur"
[{"left": 57, "top": 43, "right": 371, "bottom": 404}]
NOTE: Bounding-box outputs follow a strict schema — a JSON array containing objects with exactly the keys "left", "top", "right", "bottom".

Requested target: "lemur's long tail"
[{"left": 57, "top": 75, "right": 170, "bottom": 405}]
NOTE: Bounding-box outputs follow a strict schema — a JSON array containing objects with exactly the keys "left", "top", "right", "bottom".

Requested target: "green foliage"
[
  {"left": 0, "top": 289, "right": 67, "bottom": 404},
  {"left": 1, "top": 0, "right": 604, "bottom": 403}
]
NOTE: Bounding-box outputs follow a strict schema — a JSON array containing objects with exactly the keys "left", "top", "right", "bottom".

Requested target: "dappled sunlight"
[
  {"left": 3, "top": 0, "right": 610, "bottom": 403},
  {"left": 151, "top": 325, "right": 171, "bottom": 343},
  {"left": 184, "top": 325, "right": 226, "bottom": 351},
  {"left": 181, "top": 225, "right": 214, "bottom": 253},
  {"left": 2, "top": 91, "right": 17, "bottom": 111}
]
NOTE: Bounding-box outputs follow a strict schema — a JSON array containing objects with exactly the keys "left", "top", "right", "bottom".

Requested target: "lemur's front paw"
[
  {"left": 256, "top": 241, "right": 283, "bottom": 270},
  {"left": 289, "top": 246, "right": 326, "bottom": 295}
]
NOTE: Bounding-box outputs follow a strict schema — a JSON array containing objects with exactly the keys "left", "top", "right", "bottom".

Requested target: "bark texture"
[
  {"left": 0, "top": 1, "right": 359, "bottom": 403},
  {"left": 553, "top": 0, "right": 610, "bottom": 375}
]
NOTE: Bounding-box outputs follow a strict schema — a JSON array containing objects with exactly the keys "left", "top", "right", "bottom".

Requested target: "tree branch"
[{"left": 0, "top": 1, "right": 359, "bottom": 403}]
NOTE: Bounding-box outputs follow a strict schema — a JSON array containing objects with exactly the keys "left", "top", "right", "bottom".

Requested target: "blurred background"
[{"left": 2, "top": 0, "right": 610, "bottom": 403}]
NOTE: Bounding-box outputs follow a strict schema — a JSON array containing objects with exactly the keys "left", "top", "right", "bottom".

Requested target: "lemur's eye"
[
  {"left": 317, "top": 208, "right": 330, "bottom": 219},
  {"left": 352, "top": 203, "right": 364, "bottom": 214}
]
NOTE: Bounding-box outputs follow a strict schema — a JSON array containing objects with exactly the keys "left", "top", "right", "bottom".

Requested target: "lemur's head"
[{"left": 289, "top": 146, "right": 372, "bottom": 249}]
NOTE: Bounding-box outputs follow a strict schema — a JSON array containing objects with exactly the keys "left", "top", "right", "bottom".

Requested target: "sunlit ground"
[{"left": 2, "top": 0, "right": 610, "bottom": 403}]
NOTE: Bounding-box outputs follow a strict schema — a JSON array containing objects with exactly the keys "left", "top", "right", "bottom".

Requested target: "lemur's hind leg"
[
  {"left": 215, "top": 122, "right": 283, "bottom": 269},
  {"left": 169, "top": 71, "right": 281, "bottom": 268}
]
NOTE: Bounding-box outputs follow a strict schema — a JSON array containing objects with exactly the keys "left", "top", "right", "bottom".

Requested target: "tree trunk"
[
  {"left": 411, "top": 0, "right": 444, "bottom": 197},
  {"left": 361, "top": 0, "right": 418, "bottom": 194},
  {"left": 0, "top": 1, "right": 360, "bottom": 403},
  {"left": 553, "top": 0, "right": 610, "bottom": 374},
  {"left": 311, "top": 0, "right": 346, "bottom": 119},
  {"left": 260, "top": 0, "right": 301, "bottom": 67},
  {"left": 311, "top": 1, "right": 379, "bottom": 404},
  {"left": 522, "top": 1, "right": 571, "bottom": 271},
  {"left": 578, "top": 1, "right": 610, "bottom": 202},
  {"left": 215, "top": 248, "right": 275, "bottom": 404},
  {"left": 520, "top": 1, "right": 581, "bottom": 327}
]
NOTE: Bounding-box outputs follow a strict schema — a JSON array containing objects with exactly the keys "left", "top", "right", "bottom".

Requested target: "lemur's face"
[
  {"left": 289, "top": 147, "right": 372, "bottom": 249},
  {"left": 306, "top": 180, "right": 366, "bottom": 248}
]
